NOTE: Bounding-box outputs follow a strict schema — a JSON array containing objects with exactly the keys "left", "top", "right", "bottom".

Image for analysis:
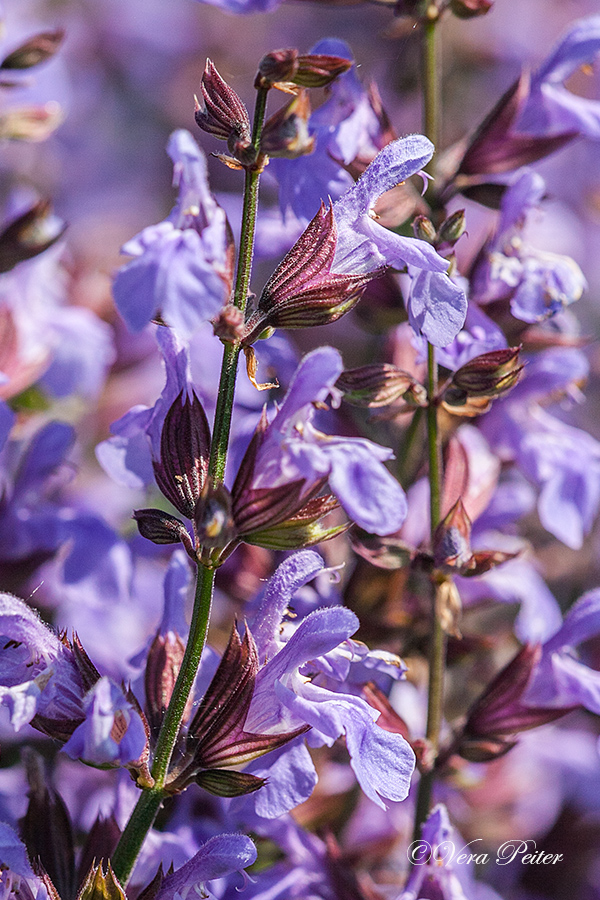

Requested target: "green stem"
[
  {"left": 412, "top": 4, "right": 448, "bottom": 843},
  {"left": 151, "top": 565, "right": 215, "bottom": 786},
  {"left": 209, "top": 85, "right": 269, "bottom": 485},
  {"left": 111, "top": 84, "right": 270, "bottom": 887}
]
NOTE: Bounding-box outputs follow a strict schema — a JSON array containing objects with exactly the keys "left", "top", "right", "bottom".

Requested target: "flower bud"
[
  {"left": 256, "top": 48, "right": 298, "bottom": 86},
  {"left": 194, "top": 60, "right": 255, "bottom": 167},
  {"left": 256, "top": 48, "right": 351, "bottom": 90},
  {"left": 437, "top": 209, "right": 467, "bottom": 246},
  {"left": 462, "top": 644, "right": 574, "bottom": 749},
  {"left": 195, "top": 769, "right": 266, "bottom": 797},
  {"left": 336, "top": 363, "right": 421, "bottom": 408},
  {"left": 450, "top": 0, "right": 493, "bottom": 18},
  {"left": 1, "top": 29, "right": 64, "bottom": 70},
  {"left": 153, "top": 390, "right": 211, "bottom": 519},
  {"left": 241, "top": 202, "right": 377, "bottom": 344},
  {"left": 145, "top": 630, "right": 187, "bottom": 735},
  {"left": 451, "top": 346, "right": 522, "bottom": 397},
  {"left": 433, "top": 499, "right": 472, "bottom": 571},
  {"left": 260, "top": 90, "right": 315, "bottom": 159},
  {"left": 0, "top": 200, "right": 66, "bottom": 273},
  {"left": 412, "top": 215, "right": 436, "bottom": 243}
]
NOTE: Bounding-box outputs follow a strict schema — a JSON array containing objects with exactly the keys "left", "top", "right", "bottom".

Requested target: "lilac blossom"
[
  {"left": 471, "top": 170, "right": 586, "bottom": 323},
  {"left": 63, "top": 677, "right": 147, "bottom": 767},
  {"left": 525, "top": 588, "right": 600, "bottom": 714},
  {"left": 253, "top": 346, "right": 408, "bottom": 536},
  {"left": 0, "top": 246, "right": 114, "bottom": 401},
  {"left": 243, "top": 552, "right": 415, "bottom": 813},
  {"left": 0, "top": 592, "right": 86, "bottom": 733},
  {"left": 330, "top": 136, "right": 467, "bottom": 347},
  {"left": 0, "top": 420, "right": 123, "bottom": 591},
  {"left": 112, "top": 130, "right": 231, "bottom": 337},
  {"left": 154, "top": 834, "right": 257, "bottom": 899},
  {"left": 481, "top": 347, "right": 600, "bottom": 549},
  {"left": 515, "top": 16, "right": 600, "bottom": 139}
]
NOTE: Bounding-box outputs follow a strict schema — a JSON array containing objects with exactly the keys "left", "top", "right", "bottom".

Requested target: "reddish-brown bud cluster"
[
  {"left": 166, "top": 625, "right": 308, "bottom": 797},
  {"left": 134, "top": 392, "right": 346, "bottom": 568},
  {"left": 194, "top": 59, "right": 255, "bottom": 167},
  {"left": 256, "top": 48, "right": 352, "bottom": 90}
]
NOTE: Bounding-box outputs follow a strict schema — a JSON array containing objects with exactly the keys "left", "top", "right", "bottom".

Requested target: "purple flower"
[
  {"left": 112, "top": 130, "right": 232, "bottom": 337},
  {"left": 481, "top": 348, "right": 600, "bottom": 549},
  {"left": 0, "top": 824, "right": 35, "bottom": 879},
  {"left": 243, "top": 553, "right": 415, "bottom": 812},
  {"left": 471, "top": 170, "right": 586, "bottom": 323},
  {"left": 331, "top": 137, "right": 467, "bottom": 346},
  {"left": 515, "top": 16, "right": 600, "bottom": 139},
  {"left": 63, "top": 677, "right": 148, "bottom": 767},
  {"left": 0, "top": 246, "right": 114, "bottom": 401},
  {"left": 0, "top": 592, "right": 86, "bottom": 734},
  {"left": 0, "top": 420, "right": 123, "bottom": 592},
  {"left": 525, "top": 588, "right": 600, "bottom": 714},
  {"left": 399, "top": 805, "right": 475, "bottom": 900},
  {"left": 253, "top": 346, "right": 408, "bottom": 536},
  {"left": 154, "top": 834, "right": 257, "bottom": 900}
]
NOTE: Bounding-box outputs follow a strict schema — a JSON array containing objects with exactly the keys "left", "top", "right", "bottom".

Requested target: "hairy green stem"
[
  {"left": 412, "top": 5, "right": 448, "bottom": 842},
  {"left": 111, "top": 85, "right": 270, "bottom": 887},
  {"left": 209, "top": 85, "right": 269, "bottom": 485}
]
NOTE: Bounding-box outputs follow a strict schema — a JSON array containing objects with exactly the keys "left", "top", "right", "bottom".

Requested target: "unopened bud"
[
  {"left": 336, "top": 364, "right": 419, "bottom": 408},
  {"left": 196, "top": 769, "right": 266, "bottom": 797},
  {"left": 413, "top": 215, "right": 437, "bottom": 243},
  {"left": 1, "top": 29, "right": 64, "bottom": 70},
  {"left": 452, "top": 346, "right": 522, "bottom": 397},
  {"left": 256, "top": 48, "right": 298, "bottom": 86},
  {"left": 195, "top": 60, "right": 255, "bottom": 166},
  {"left": 437, "top": 209, "right": 467, "bottom": 246},
  {"left": 433, "top": 499, "right": 472, "bottom": 571},
  {"left": 260, "top": 90, "right": 314, "bottom": 159},
  {"left": 450, "top": 0, "right": 493, "bottom": 18},
  {"left": 153, "top": 389, "right": 211, "bottom": 519},
  {"left": 256, "top": 48, "right": 351, "bottom": 90},
  {"left": 145, "top": 630, "right": 187, "bottom": 734},
  {"left": 0, "top": 200, "right": 65, "bottom": 273}
]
